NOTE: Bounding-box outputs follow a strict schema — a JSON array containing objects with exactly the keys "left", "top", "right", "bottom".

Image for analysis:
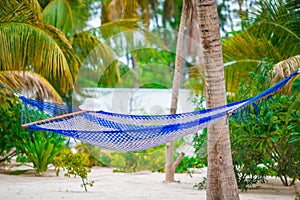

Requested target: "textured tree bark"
[
  {"left": 194, "top": 0, "right": 240, "bottom": 199},
  {"left": 165, "top": 0, "right": 187, "bottom": 183}
]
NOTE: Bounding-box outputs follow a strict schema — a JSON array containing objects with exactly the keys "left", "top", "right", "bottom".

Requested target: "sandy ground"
[{"left": 0, "top": 166, "right": 298, "bottom": 200}]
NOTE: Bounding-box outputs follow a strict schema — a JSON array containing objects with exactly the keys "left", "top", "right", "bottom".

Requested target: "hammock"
[{"left": 1, "top": 69, "right": 299, "bottom": 152}]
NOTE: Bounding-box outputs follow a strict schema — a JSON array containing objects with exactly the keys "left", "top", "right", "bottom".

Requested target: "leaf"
[
  {"left": 270, "top": 135, "right": 278, "bottom": 143},
  {"left": 9, "top": 169, "right": 30, "bottom": 175},
  {"left": 0, "top": 71, "right": 63, "bottom": 103},
  {"left": 287, "top": 124, "right": 296, "bottom": 130},
  {"left": 42, "top": 0, "right": 75, "bottom": 35},
  {"left": 288, "top": 135, "right": 300, "bottom": 143}
]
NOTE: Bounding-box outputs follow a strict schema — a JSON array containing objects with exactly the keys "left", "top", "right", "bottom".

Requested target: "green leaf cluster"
[
  {"left": 21, "top": 132, "right": 66, "bottom": 175},
  {"left": 0, "top": 96, "right": 26, "bottom": 163},
  {"left": 53, "top": 149, "right": 94, "bottom": 192},
  {"left": 229, "top": 67, "right": 300, "bottom": 189},
  {"left": 223, "top": 0, "right": 300, "bottom": 94},
  {"left": 0, "top": 94, "right": 66, "bottom": 175}
]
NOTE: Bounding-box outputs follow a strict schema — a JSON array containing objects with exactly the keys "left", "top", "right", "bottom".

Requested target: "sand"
[{"left": 0, "top": 166, "right": 298, "bottom": 200}]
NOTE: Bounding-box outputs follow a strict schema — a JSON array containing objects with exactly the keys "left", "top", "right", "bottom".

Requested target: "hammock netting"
[{"left": 2, "top": 69, "right": 299, "bottom": 152}]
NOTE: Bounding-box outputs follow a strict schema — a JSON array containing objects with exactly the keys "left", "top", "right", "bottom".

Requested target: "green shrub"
[
  {"left": 176, "top": 156, "right": 206, "bottom": 173},
  {"left": 53, "top": 149, "right": 94, "bottom": 192},
  {"left": 230, "top": 95, "right": 300, "bottom": 187},
  {"left": 193, "top": 62, "right": 300, "bottom": 190},
  {"left": 0, "top": 95, "right": 27, "bottom": 163},
  {"left": 229, "top": 63, "right": 300, "bottom": 188},
  {"left": 21, "top": 132, "right": 66, "bottom": 175},
  {"left": 75, "top": 143, "right": 107, "bottom": 167}
]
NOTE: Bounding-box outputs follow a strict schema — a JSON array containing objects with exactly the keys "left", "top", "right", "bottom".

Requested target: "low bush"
[
  {"left": 53, "top": 149, "right": 94, "bottom": 192},
  {"left": 21, "top": 132, "right": 66, "bottom": 175},
  {"left": 0, "top": 95, "right": 26, "bottom": 163}
]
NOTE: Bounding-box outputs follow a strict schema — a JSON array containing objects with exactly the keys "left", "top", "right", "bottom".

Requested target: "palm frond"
[
  {"left": 0, "top": 71, "right": 63, "bottom": 103},
  {"left": 222, "top": 31, "right": 282, "bottom": 62},
  {"left": 73, "top": 30, "right": 117, "bottom": 90},
  {"left": 272, "top": 55, "right": 300, "bottom": 110},
  {"left": 104, "top": 28, "right": 168, "bottom": 57},
  {"left": 224, "top": 59, "right": 264, "bottom": 93},
  {"left": 102, "top": 0, "right": 140, "bottom": 21},
  {"left": 272, "top": 55, "right": 300, "bottom": 83},
  {"left": 222, "top": 0, "right": 300, "bottom": 94},
  {"left": 41, "top": 0, "right": 92, "bottom": 33},
  {"left": 42, "top": 0, "right": 75, "bottom": 36},
  {"left": 0, "top": 0, "right": 42, "bottom": 23},
  {"left": 0, "top": 22, "right": 79, "bottom": 95},
  {"left": 73, "top": 31, "right": 109, "bottom": 61},
  {"left": 98, "top": 19, "right": 141, "bottom": 39},
  {"left": 247, "top": 0, "right": 300, "bottom": 58}
]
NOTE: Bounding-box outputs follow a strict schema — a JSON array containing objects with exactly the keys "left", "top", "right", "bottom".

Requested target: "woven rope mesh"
[
  {"left": 19, "top": 70, "right": 299, "bottom": 152},
  {"left": 20, "top": 100, "right": 258, "bottom": 151}
]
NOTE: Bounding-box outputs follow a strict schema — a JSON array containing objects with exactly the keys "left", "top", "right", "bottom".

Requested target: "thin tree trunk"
[
  {"left": 131, "top": 53, "right": 139, "bottom": 88},
  {"left": 165, "top": 0, "right": 187, "bottom": 183},
  {"left": 194, "top": 0, "right": 239, "bottom": 199}
]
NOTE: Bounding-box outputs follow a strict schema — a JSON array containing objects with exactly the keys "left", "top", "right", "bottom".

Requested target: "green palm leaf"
[
  {"left": 41, "top": 0, "right": 94, "bottom": 35},
  {"left": 42, "top": 0, "right": 75, "bottom": 35},
  {"left": 222, "top": 0, "right": 300, "bottom": 93},
  {"left": 1, "top": 0, "right": 80, "bottom": 95},
  {"left": 0, "top": 0, "right": 42, "bottom": 23},
  {"left": 0, "top": 22, "right": 79, "bottom": 95},
  {"left": 74, "top": 20, "right": 167, "bottom": 89},
  {"left": 99, "top": 19, "right": 141, "bottom": 39},
  {"left": 73, "top": 30, "right": 115, "bottom": 64},
  {"left": 72, "top": 30, "right": 118, "bottom": 89}
]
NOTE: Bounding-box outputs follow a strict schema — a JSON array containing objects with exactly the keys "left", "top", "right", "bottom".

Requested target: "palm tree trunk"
[
  {"left": 165, "top": 0, "right": 187, "bottom": 183},
  {"left": 194, "top": 0, "right": 239, "bottom": 199}
]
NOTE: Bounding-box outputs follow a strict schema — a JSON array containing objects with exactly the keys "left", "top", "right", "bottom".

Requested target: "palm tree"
[
  {"left": 194, "top": 0, "right": 239, "bottom": 199},
  {"left": 222, "top": 0, "right": 300, "bottom": 93},
  {"left": 0, "top": 0, "right": 159, "bottom": 99},
  {"left": 0, "top": 0, "right": 80, "bottom": 99}
]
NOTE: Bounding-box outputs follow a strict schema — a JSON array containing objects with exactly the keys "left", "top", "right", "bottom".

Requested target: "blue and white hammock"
[{"left": 3, "top": 70, "right": 300, "bottom": 152}]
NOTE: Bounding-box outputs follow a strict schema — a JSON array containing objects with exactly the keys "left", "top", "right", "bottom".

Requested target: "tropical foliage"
[
  {"left": 0, "top": 96, "right": 26, "bottom": 163},
  {"left": 223, "top": 0, "right": 300, "bottom": 93},
  {"left": 0, "top": 0, "right": 80, "bottom": 96},
  {"left": 229, "top": 63, "right": 300, "bottom": 188},
  {"left": 0, "top": 1, "right": 299, "bottom": 196},
  {"left": 75, "top": 143, "right": 174, "bottom": 173},
  {"left": 0, "top": 94, "right": 66, "bottom": 175},
  {"left": 193, "top": 63, "right": 300, "bottom": 190}
]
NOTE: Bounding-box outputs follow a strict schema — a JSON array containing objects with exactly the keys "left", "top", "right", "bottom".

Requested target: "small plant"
[
  {"left": 21, "top": 132, "right": 65, "bottom": 175},
  {"left": 53, "top": 149, "right": 94, "bottom": 192}
]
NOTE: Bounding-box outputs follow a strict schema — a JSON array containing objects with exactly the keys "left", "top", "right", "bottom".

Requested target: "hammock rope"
[{"left": 0, "top": 69, "right": 299, "bottom": 152}]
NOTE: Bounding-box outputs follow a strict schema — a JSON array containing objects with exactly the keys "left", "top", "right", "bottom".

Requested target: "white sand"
[{"left": 0, "top": 167, "right": 298, "bottom": 200}]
